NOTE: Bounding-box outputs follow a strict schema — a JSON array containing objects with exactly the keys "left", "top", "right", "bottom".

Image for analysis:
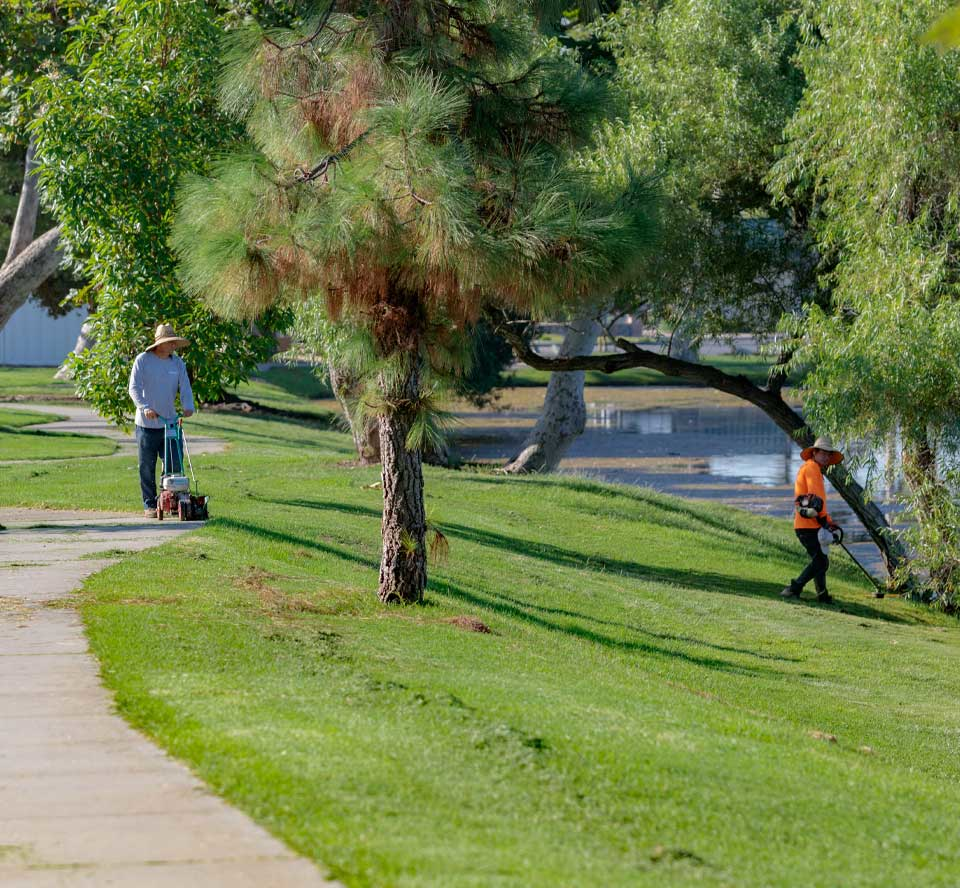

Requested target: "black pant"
[
  {"left": 136, "top": 426, "right": 181, "bottom": 509},
  {"left": 793, "top": 528, "right": 829, "bottom": 594}
]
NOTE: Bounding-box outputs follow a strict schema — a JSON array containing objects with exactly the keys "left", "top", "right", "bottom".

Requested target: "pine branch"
[
  {"left": 263, "top": 2, "right": 338, "bottom": 51},
  {"left": 294, "top": 129, "right": 369, "bottom": 184}
]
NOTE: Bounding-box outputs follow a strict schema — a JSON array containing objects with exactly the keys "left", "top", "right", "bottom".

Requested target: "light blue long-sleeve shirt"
[{"left": 128, "top": 351, "right": 195, "bottom": 428}]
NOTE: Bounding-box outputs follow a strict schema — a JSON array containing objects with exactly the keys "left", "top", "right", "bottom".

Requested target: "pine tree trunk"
[
  {"left": 503, "top": 316, "right": 601, "bottom": 473},
  {"left": 329, "top": 361, "right": 380, "bottom": 464},
  {"left": 377, "top": 363, "right": 427, "bottom": 603}
]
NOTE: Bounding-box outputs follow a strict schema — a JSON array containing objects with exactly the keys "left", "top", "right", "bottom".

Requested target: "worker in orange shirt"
[{"left": 781, "top": 436, "right": 844, "bottom": 604}]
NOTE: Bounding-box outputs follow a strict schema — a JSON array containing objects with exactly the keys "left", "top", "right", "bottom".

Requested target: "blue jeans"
[{"left": 136, "top": 426, "right": 182, "bottom": 509}]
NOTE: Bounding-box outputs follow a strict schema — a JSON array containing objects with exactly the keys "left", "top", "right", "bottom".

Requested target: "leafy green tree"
[
  {"left": 29, "top": 0, "right": 291, "bottom": 420},
  {"left": 0, "top": 2, "right": 103, "bottom": 327},
  {"left": 588, "top": 0, "right": 808, "bottom": 344},
  {"left": 768, "top": 0, "right": 960, "bottom": 604},
  {"left": 172, "top": 4, "right": 652, "bottom": 602},
  {"left": 495, "top": 0, "right": 911, "bottom": 583}
]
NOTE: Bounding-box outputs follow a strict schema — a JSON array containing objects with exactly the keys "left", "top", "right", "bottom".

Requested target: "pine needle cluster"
[{"left": 171, "top": 0, "right": 654, "bottom": 364}]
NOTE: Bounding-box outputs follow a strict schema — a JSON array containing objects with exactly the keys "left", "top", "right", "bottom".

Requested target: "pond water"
[{"left": 453, "top": 388, "right": 902, "bottom": 579}]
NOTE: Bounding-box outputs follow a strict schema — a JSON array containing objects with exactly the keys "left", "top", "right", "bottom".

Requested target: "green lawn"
[
  {"left": 0, "top": 365, "right": 81, "bottom": 401},
  {"left": 0, "top": 405, "right": 116, "bottom": 460},
  {"left": 228, "top": 364, "right": 336, "bottom": 416},
  {"left": 0, "top": 406, "right": 63, "bottom": 428},
  {"left": 2, "top": 409, "right": 959, "bottom": 886}
]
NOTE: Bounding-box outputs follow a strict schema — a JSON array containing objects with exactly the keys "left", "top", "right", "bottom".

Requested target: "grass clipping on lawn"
[{"left": 5, "top": 408, "right": 960, "bottom": 886}]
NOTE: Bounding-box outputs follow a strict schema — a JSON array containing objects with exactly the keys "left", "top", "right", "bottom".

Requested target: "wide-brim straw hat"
[
  {"left": 801, "top": 435, "right": 844, "bottom": 465},
  {"left": 145, "top": 323, "right": 189, "bottom": 351}
]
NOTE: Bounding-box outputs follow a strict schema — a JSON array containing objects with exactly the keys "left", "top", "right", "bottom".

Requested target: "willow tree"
[
  {"left": 764, "top": 0, "right": 960, "bottom": 604},
  {"left": 172, "top": 3, "right": 652, "bottom": 603}
]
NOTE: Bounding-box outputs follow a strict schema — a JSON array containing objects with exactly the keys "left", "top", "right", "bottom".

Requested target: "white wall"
[{"left": 0, "top": 301, "right": 87, "bottom": 366}]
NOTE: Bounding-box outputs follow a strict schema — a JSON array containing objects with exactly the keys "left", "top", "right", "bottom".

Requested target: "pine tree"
[{"left": 172, "top": 0, "right": 653, "bottom": 603}]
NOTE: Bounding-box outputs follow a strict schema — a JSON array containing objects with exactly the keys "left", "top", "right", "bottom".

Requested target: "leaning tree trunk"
[
  {"left": 54, "top": 320, "right": 96, "bottom": 381},
  {"left": 377, "top": 362, "right": 427, "bottom": 604},
  {"left": 494, "top": 319, "right": 911, "bottom": 582},
  {"left": 0, "top": 141, "right": 63, "bottom": 332},
  {"left": 0, "top": 226, "right": 62, "bottom": 329},
  {"left": 329, "top": 361, "right": 381, "bottom": 464},
  {"left": 4, "top": 140, "right": 41, "bottom": 265},
  {"left": 503, "top": 316, "right": 601, "bottom": 473}
]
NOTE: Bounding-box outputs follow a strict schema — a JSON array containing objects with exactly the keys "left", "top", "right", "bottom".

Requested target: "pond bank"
[{"left": 452, "top": 386, "right": 899, "bottom": 578}]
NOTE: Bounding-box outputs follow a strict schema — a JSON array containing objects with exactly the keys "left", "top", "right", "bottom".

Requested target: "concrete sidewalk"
[
  {"left": 0, "top": 510, "right": 338, "bottom": 887},
  {"left": 13, "top": 403, "right": 226, "bottom": 458}
]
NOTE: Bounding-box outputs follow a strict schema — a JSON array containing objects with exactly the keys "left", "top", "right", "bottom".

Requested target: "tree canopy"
[
  {"left": 586, "top": 0, "right": 808, "bottom": 343},
  {"left": 171, "top": 0, "right": 654, "bottom": 601},
  {"left": 768, "top": 0, "right": 960, "bottom": 602},
  {"left": 30, "top": 0, "right": 291, "bottom": 421}
]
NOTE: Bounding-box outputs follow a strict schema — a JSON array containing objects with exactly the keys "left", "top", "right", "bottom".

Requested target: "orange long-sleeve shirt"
[{"left": 794, "top": 459, "right": 833, "bottom": 530}]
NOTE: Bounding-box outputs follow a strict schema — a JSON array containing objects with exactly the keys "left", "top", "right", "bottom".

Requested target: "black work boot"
[
  {"left": 780, "top": 582, "right": 801, "bottom": 599},
  {"left": 816, "top": 589, "right": 834, "bottom": 605}
]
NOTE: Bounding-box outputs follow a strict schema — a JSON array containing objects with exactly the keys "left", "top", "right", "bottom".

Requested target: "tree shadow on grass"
[
  {"left": 215, "top": 516, "right": 378, "bottom": 571},
  {"left": 481, "top": 591, "right": 803, "bottom": 663},
  {"left": 453, "top": 471, "right": 798, "bottom": 555},
  {"left": 442, "top": 473, "right": 874, "bottom": 589},
  {"left": 265, "top": 497, "right": 908, "bottom": 624},
  {"left": 430, "top": 574, "right": 784, "bottom": 679}
]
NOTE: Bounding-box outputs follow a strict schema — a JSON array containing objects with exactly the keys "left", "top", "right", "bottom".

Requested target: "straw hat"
[
  {"left": 145, "top": 323, "right": 189, "bottom": 352},
  {"left": 801, "top": 435, "right": 844, "bottom": 465}
]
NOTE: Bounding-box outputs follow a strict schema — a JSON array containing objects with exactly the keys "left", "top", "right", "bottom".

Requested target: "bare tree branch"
[{"left": 489, "top": 307, "right": 909, "bottom": 583}]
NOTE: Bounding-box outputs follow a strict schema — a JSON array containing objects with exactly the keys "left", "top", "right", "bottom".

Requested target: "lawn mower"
[{"left": 157, "top": 416, "right": 209, "bottom": 522}]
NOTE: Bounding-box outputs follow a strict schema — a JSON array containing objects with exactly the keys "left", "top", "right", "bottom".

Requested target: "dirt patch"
[
  {"left": 258, "top": 585, "right": 332, "bottom": 615},
  {"left": 238, "top": 566, "right": 360, "bottom": 617},
  {"left": 649, "top": 845, "right": 709, "bottom": 867},
  {"left": 809, "top": 730, "right": 838, "bottom": 743},
  {"left": 445, "top": 615, "right": 491, "bottom": 634}
]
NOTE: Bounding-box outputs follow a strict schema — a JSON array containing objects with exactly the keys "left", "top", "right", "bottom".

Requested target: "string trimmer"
[
  {"left": 797, "top": 493, "right": 887, "bottom": 598},
  {"left": 828, "top": 526, "right": 887, "bottom": 598}
]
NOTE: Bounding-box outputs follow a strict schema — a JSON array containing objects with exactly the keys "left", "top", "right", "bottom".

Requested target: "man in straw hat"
[
  {"left": 781, "top": 436, "right": 844, "bottom": 604},
  {"left": 128, "top": 324, "right": 195, "bottom": 517}
]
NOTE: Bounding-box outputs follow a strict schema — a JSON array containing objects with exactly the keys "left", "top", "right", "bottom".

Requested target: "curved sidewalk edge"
[
  {"left": 0, "top": 511, "right": 340, "bottom": 887},
  {"left": 10, "top": 402, "right": 226, "bottom": 458}
]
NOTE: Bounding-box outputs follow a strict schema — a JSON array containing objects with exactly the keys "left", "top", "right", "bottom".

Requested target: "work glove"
[{"left": 828, "top": 524, "right": 843, "bottom": 544}]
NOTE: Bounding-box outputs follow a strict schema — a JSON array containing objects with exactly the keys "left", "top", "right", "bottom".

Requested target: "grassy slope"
[
  {"left": 0, "top": 405, "right": 115, "bottom": 460},
  {"left": 229, "top": 365, "right": 334, "bottom": 412},
  {"left": 2, "top": 409, "right": 959, "bottom": 887}
]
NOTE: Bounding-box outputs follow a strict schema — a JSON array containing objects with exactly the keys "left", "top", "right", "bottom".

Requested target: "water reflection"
[{"left": 708, "top": 453, "right": 802, "bottom": 487}]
